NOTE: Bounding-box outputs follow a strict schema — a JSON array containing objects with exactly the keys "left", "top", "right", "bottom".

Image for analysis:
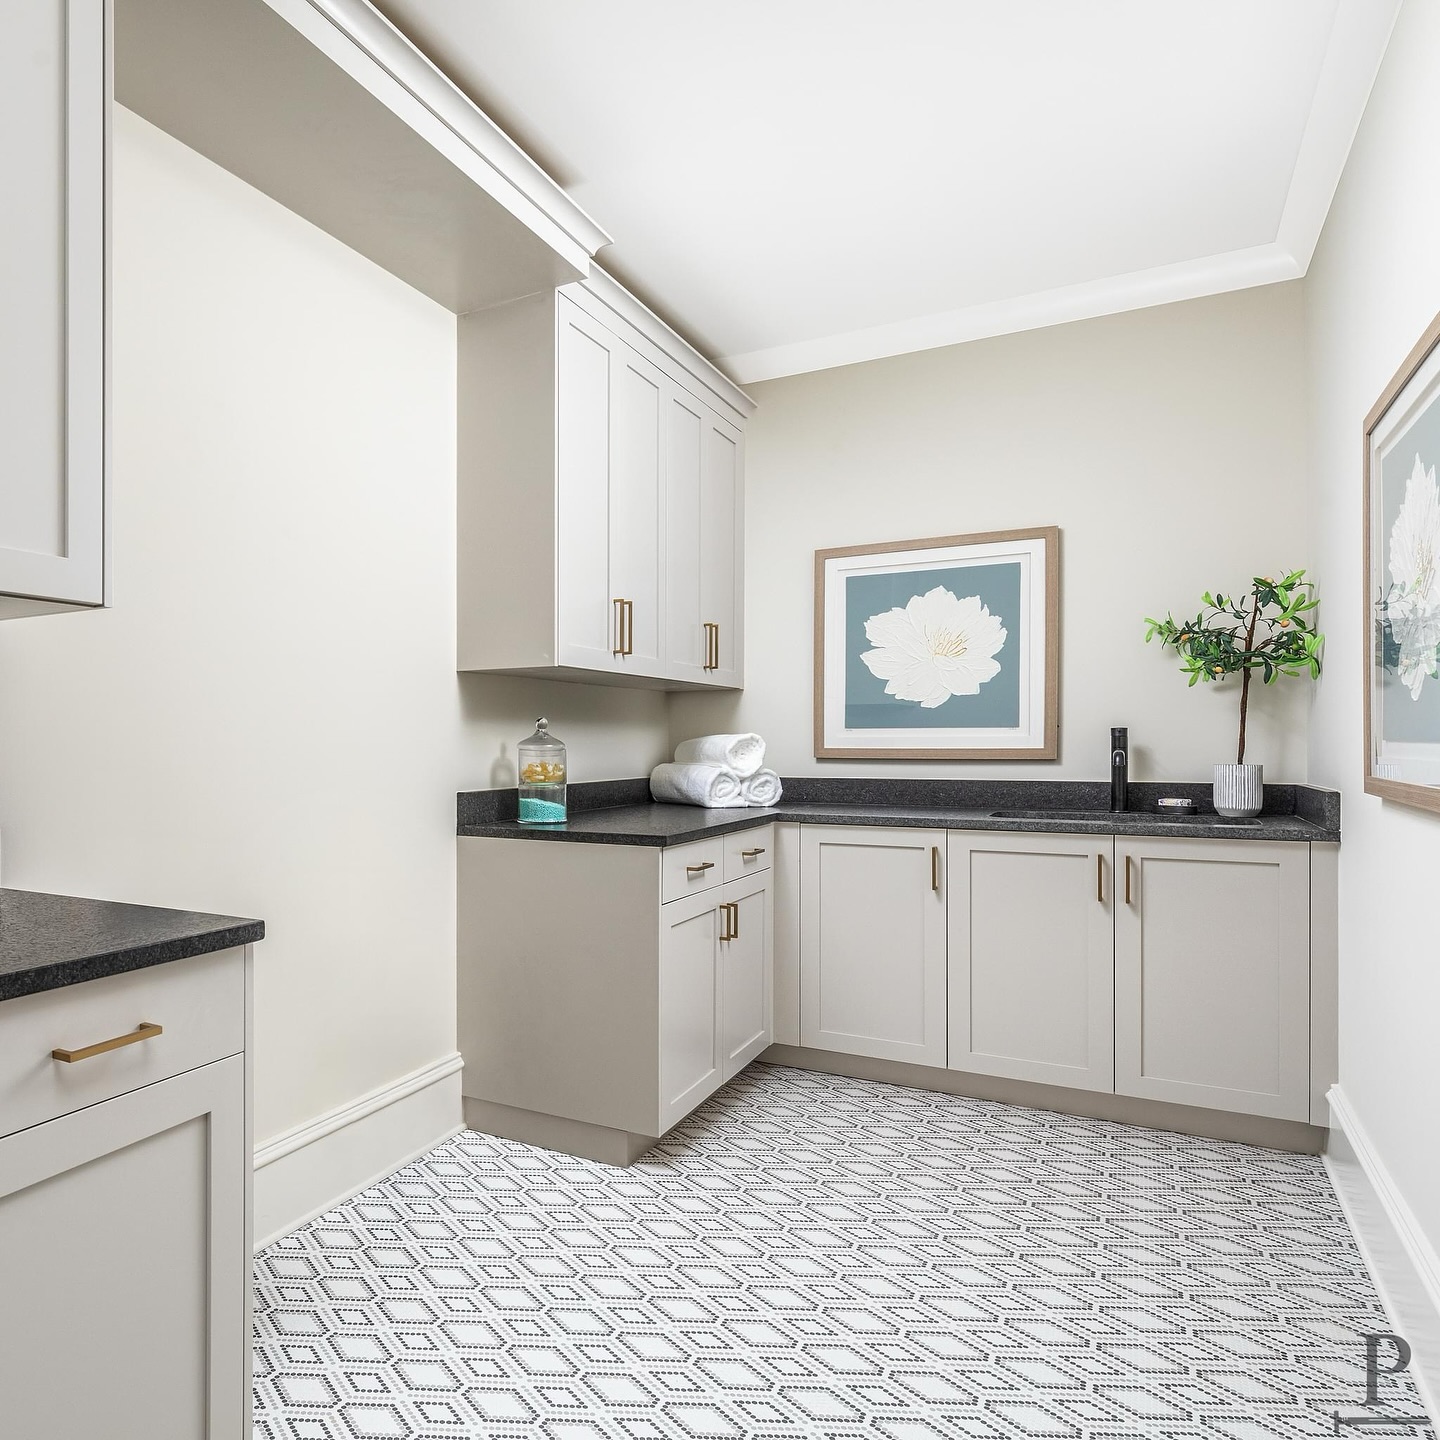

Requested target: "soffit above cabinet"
[{"left": 113, "top": 0, "right": 611, "bottom": 313}]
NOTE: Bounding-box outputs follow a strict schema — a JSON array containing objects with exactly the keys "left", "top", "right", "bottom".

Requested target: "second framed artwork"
[{"left": 814, "top": 527, "right": 1059, "bottom": 760}]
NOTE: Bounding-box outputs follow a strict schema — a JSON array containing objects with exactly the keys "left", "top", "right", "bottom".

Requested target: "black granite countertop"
[
  {"left": 0, "top": 889, "right": 265, "bottom": 1003},
  {"left": 458, "top": 778, "right": 1341, "bottom": 848}
]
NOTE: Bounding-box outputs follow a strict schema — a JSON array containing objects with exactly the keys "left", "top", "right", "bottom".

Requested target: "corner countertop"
[
  {"left": 458, "top": 778, "right": 1341, "bottom": 848},
  {"left": 0, "top": 889, "right": 265, "bottom": 1004}
]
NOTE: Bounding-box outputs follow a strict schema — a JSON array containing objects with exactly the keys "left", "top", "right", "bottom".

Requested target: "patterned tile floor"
[{"left": 253, "top": 1064, "right": 1434, "bottom": 1439}]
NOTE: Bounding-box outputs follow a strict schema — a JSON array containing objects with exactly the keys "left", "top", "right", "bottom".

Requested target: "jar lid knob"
[{"left": 535, "top": 717, "right": 548, "bottom": 730}]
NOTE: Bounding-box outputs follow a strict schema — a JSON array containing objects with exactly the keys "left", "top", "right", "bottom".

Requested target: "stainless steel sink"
[{"left": 987, "top": 809, "right": 1102, "bottom": 821}]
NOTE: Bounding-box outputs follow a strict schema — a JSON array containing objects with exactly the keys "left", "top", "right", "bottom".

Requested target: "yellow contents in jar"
[{"left": 521, "top": 761, "right": 566, "bottom": 784}]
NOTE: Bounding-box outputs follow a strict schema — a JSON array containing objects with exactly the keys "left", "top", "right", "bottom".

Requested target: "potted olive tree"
[{"left": 1144, "top": 572, "right": 1323, "bottom": 817}]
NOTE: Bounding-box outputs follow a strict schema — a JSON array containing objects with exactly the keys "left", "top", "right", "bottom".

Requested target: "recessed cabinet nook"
[{"left": 457, "top": 272, "right": 753, "bottom": 690}]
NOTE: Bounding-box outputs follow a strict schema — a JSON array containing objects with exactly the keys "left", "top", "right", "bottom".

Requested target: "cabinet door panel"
[
  {"left": 0, "top": 0, "right": 106, "bottom": 608},
  {"left": 555, "top": 299, "right": 617, "bottom": 671},
  {"left": 610, "top": 345, "right": 665, "bottom": 672},
  {"left": 659, "top": 892, "right": 722, "bottom": 1132},
  {"left": 800, "top": 826, "right": 946, "bottom": 1065},
  {"left": 1115, "top": 838, "right": 1310, "bottom": 1120},
  {"left": 700, "top": 414, "right": 742, "bottom": 686},
  {"left": 720, "top": 876, "right": 772, "bottom": 1079},
  {"left": 663, "top": 384, "right": 705, "bottom": 681},
  {"left": 949, "top": 833, "right": 1114, "bottom": 1091},
  {"left": 0, "top": 1057, "right": 247, "bottom": 1438}
]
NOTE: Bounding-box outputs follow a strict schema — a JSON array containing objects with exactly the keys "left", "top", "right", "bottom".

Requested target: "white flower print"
[
  {"left": 860, "top": 585, "right": 1007, "bottom": 708},
  {"left": 1388, "top": 453, "right": 1440, "bottom": 700}
]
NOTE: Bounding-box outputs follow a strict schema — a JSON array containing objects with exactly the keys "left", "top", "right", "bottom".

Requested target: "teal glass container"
[{"left": 517, "top": 718, "right": 567, "bottom": 825}]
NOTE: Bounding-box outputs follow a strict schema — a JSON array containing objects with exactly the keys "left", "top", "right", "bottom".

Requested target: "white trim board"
[
  {"left": 253, "top": 1051, "right": 464, "bottom": 1250},
  {"left": 720, "top": 0, "right": 1401, "bottom": 385},
  {"left": 1325, "top": 1085, "right": 1440, "bottom": 1425}
]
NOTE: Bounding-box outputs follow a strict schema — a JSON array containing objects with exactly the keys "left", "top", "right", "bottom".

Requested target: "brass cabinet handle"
[
  {"left": 686, "top": 861, "right": 715, "bottom": 876},
  {"left": 1096, "top": 852, "right": 1104, "bottom": 904},
  {"left": 931, "top": 845, "right": 940, "bottom": 892},
  {"left": 53, "top": 1021, "right": 163, "bottom": 1064},
  {"left": 1124, "top": 854, "right": 1134, "bottom": 906},
  {"left": 613, "top": 599, "right": 634, "bottom": 656},
  {"left": 718, "top": 901, "right": 737, "bottom": 942},
  {"left": 740, "top": 847, "right": 766, "bottom": 859},
  {"left": 703, "top": 621, "right": 720, "bottom": 671},
  {"left": 731, "top": 900, "right": 740, "bottom": 940}
]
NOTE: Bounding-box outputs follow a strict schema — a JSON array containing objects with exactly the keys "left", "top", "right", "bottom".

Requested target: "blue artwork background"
[
  {"left": 1381, "top": 396, "right": 1440, "bottom": 742},
  {"left": 844, "top": 562, "right": 1022, "bottom": 730}
]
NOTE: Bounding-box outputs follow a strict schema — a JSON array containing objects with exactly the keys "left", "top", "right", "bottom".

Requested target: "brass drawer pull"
[
  {"left": 686, "top": 861, "right": 715, "bottom": 876},
  {"left": 740, "top": 847, "right": 766, "bottom": 859},
  {"left": 53, "top": 1022, "right": 163, "bottom": 1064},
  {"left": 704, "top": 621, "right": 720, "bottom": 671}
]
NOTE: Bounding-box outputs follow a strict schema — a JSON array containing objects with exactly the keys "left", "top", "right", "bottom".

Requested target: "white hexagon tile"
[{"left": 252, "top": 1065, "right": 1435, "bottom": 1439}]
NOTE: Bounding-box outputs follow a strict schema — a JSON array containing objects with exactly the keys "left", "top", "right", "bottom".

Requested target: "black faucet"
[{"left": 1110, "top": 727, "right": 1129, "bottom": 813}]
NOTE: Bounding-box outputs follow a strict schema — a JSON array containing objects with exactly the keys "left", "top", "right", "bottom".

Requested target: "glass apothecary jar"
[{"left": 518, "top": 718, "right": 567, "bottom": 825}]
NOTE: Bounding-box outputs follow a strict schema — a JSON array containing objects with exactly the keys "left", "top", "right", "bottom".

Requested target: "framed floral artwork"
[
  {"left": 814, "top": 527, "right": 1059, "bottom": 760},
  {"left": 1366, "top": 309, "right": 1440, "bottom": 813}
]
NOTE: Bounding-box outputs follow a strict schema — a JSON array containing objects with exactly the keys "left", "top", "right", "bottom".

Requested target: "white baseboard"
[
  {"left": 253, "top": 1051, "right": 464, "bottom": 1250},
  {"left": 1325, "top": 1085, "right": 1440, "bottom": 1424}
]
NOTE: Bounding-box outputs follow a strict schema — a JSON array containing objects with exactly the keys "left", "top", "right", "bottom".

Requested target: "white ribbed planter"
[{"left": 1214, "top": 763, "right": 1263, "bottom": 818}]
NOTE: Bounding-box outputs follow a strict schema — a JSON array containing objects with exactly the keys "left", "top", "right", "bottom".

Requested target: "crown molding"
[
  {"left": 720, "top": 0, "right": 1399, "bottom": 386},
  {"left": 1275, "top": 0, "right": 1402, "bottom": 270},
  {"left": 720, "top": 244, "right": 1301, "bottom": 385}
]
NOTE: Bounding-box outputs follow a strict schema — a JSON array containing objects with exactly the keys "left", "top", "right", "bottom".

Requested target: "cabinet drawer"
[
  {"left": 724, "top": 825, "right": 774, "bottom": 883},
  {"left": 662, "top": 839, "right": 725, "bottom": 904},
  {"left": 0, "top": 948, "right": 246, "bottom": 1139}
]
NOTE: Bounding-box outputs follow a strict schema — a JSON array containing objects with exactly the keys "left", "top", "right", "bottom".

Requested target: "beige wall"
[
  {"left": 673, "top": 284, "right": 1310, "bottom": 781},
  {"left": 0, "top": 109, "right": 669, "bottom": 1150},
  {"left": 1306, "top": 0, "right": 1440, "bottom": 1285}
]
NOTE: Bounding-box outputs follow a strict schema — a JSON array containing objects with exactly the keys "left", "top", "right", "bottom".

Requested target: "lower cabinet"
[
  {"left": 1114, "top": 836, "right": 1311, "bottom": 1121},
  {"left": 799, "top": 825, "right": 946, "bottom": 1066},
  {"left": 791, "top": 824, "right": 1320, "bottom": 1128},
  {"left": 0, "top": 952, "right": 252, "bottom": 1440},
  {"left": 658, "top": 870, "right": 772, "bottom": 1134},
  {"left": 459, "top": 830, "right": 774, "bottom": 1157},
  {"left": 948, "top": 831, "right": 1114, "bottom": 1091}
]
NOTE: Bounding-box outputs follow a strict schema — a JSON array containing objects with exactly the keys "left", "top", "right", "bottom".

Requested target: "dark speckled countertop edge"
[
  {"left": 458, "top": 778, "right": 1340, "bottom": 848},
  {"left": 0, "top": 890, "right": 265, "bottom": 1004}
]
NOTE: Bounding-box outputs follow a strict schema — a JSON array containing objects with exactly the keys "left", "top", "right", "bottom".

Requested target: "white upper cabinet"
[
  {"left": 458, "top": 270, "right": 753, "bottom": 689},
  {"left": 0, "top": 0, "right": 108, "bottom": 618}
]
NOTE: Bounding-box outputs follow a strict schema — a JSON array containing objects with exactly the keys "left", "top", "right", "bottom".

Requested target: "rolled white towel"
[
  {"left": 742, "top": 769, "right": 783, "bottom": 807},
  {"left": 673, "top": 733, "right": 766, "bottom": 779},
  {"left": 650, "top": 762, "right": 747, "bottom": 808}
]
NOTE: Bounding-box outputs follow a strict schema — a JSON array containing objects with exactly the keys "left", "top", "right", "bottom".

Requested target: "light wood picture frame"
[
  {"left": 814, "top": 527, "right": 1060, "bottom": 760},
  {"left": 1364, "top": 308, "right": 1440, "bottom": 814}
]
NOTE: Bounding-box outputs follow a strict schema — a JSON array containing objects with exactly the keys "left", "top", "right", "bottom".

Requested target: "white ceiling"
[{"left": 372, "top": 0, "right": 1398, "bottom": 384}]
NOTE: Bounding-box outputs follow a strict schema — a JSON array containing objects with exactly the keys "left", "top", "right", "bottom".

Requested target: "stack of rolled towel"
[{"left": 650, "top": 734, "right": 783, "bottom": 808}]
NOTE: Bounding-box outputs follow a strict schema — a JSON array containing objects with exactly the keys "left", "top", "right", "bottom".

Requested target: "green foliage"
[{"left": 1143, "top": 571, "right": 1324, "bottom": 763}]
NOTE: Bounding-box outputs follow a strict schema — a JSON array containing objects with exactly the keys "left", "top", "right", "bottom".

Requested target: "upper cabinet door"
[
  {"left": 554, "top": 298, "right": 619, "bottom": 673},
  {"left": 609, "top": 344, "right": 665, "bottom": 675},
  {"left": 663, "top": 383, "right": 706, "bottom": 683},
  {"left": 0, "top": 0, "right": 107, "bottom": 613},
  {"left": 1114, "top": 837, "right": 1310, "bottom": 1122},
  {"left": 800, "top": 826, "right": 947, "bottom": 1066},
  {"left": 700, "top": 413, "right": 742, "bottom": 687},
  {"left": 948, "top": 831, "right": 1114, "bottom": 1092}
]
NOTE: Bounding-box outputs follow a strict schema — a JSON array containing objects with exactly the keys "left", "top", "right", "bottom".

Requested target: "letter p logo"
[{"left": 1365, "top": 1333, "right": 1412, "bottom": 1405}]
